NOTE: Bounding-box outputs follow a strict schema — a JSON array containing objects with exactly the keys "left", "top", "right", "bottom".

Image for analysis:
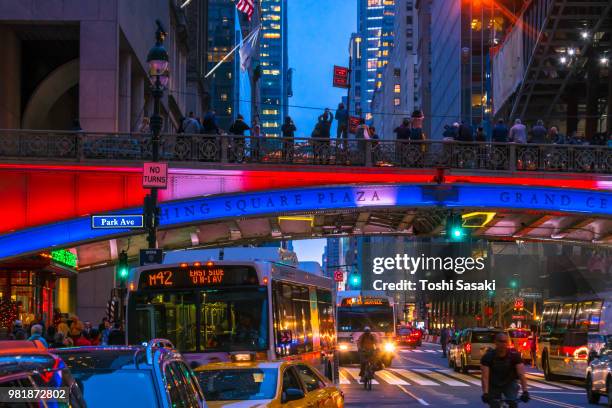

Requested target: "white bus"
[
  {"left": 537, "top": 291, "right": 612, "bottom": 380},
  {"left": 336, "top": 291, "right": 397, "bottom": 367},
  {"left": 125, "top": 250, "right": 337, "bottom": 380}
]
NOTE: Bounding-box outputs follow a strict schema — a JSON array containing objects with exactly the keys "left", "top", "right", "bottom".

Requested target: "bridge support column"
[
  {"left": 585, "top": 56, "right": 600, "bottom": 140},
  {"left": 566, "top": 86, "right": 578, "bottom": 137},
  {"left": 608, "top": 61, "right": 612, "bottom": 135},
  {"left": 365, "top": 140, "right": 372, "bottom": 167}
]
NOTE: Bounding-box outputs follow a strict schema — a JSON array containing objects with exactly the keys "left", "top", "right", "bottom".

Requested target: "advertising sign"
[{"left": 333, "top": 65, "right": 349, "bottom": 88}]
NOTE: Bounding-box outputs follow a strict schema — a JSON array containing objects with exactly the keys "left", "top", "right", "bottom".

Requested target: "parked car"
[
  {"left": 194, "top": 353, "right": 344, "bottom": 408},
  {"left": 450, "top": 328, "right": 507, "bottom": 373},
  {"left": 53, "top": 338, "right": 207, "bottom": 408},
  {"left": 586, "top": 340, "right": 612, "bottom": 405},
  {"left": 0, "top": 340, "right": 87, "bottom": 407}
]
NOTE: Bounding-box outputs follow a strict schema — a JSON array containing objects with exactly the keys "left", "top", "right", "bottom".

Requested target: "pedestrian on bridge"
[
  {"left": 509, "top": 119, "right": 527, "bottom": 144},
  {"left": 492, "top": 119, "right": 509, "bottom": 143},
  {"left": 229, "top": 114, "right": 250, "bottom": 162},
  {"left": 335, "top": 103, "right": 348, "bottom": 140},
  {"left": 394, "top": 118, "right": 412, "bottom": 163},
  {"left": 529, "top": 120, "right": 548, "bottom": 144},
  {"left": 281, "top": 116, "right": 297, "bottom": 162}
]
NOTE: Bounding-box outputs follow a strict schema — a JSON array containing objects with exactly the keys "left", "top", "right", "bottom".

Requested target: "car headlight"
[
  {"left": 383, "top": 342, "right": 396, "bottom": 352},
  {"left": 339, "top": 343, "right": 349, "bottom": 351}
]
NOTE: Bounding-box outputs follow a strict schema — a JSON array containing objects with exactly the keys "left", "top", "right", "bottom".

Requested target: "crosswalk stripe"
[
  {"left": 473, "top": 373, "right": 561, "bottom": 390},
  {"left": 435, "top": 369, "right": 482, "bottom": 386},
  {"left": 525, "top": 374, "right": 583, "bottom": 390},
  {"left": 339, "top": 370, "right": 350, "bottom": 385},
  {"left": 389, "top": 368, "right": 439, "bottom": 386},
  {"left": 342, "top": 367, "right": 379, "bottom": 384},
  {"left": 424, "top": 350, "right": 437, "bottom": 353},
  {"left": 375, "top": 370, "right": 410, "bottom": 385},
  {"left": 413, "top": 369, "right": 469, "bottom": 386}
]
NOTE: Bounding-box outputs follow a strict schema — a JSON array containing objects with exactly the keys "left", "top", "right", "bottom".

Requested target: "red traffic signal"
[{"left": 333, "top": 65, "right": 349, "bottom": 88}]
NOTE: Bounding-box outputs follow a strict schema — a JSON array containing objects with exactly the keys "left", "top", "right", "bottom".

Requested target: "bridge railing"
[{"left": 0, "top": 129, "right": 610, "bottom": 174}]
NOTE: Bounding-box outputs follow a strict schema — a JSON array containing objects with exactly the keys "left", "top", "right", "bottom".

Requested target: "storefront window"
[{"left": 0, "top": 270, "right": 56, "bottom": 331}]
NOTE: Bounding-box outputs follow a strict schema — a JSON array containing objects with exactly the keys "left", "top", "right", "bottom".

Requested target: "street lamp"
[{"left": 145, "top": 20, "right": 169, "bottom": 249}]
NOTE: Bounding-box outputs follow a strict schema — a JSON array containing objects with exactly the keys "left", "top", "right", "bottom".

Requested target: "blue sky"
[
  {"left": 288, "top": 0, "right": 356, "bottom": 264},
  {"left": 287, "top": 0, "right": 356, "bottom": 137}
]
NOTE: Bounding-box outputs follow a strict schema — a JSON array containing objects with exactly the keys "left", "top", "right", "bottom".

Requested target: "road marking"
[
  {"left": 375, "top": 370, "right": 410, "bottom": 385},
  {"left": 435, "top": 369, "right": 482, "bottom": 386},
  {"left": 525, "top": 374, "right": 584, "bottom": 391},
  {"left": 413, "top": 369, "right": 469, "bottom": 386},
  {"left": 389, "top": 368, "right": 439, "bottom": 386},
  {"left": 424, "top": 350, "right": 437, "bottom": 353},
  {"left": 531, "top": 395, "right": 585, "bottom": 408},
  {"left": 338, "top": 370, "right": 350, "bottom": 384},
  {"left": 473, "top": 372, "right": 561, "bottom": 390},
  {"left": 342, "top": 367, "right": 379, "bottom": 384},
  {"left": 397, "top": 385, "right": 430, "bottom": 406}
]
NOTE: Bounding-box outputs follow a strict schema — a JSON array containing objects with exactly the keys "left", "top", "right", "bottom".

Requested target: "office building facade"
[
  {"left": 354, "top": 0, "right": 395, "bottom": 121},
  {"left": 258, "top": 0, "right": 289, "bottom": 137}
]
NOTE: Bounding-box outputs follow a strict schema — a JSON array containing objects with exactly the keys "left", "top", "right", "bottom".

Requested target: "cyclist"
[
  {"left": 357, "top": 326, "right": 379, "bottom": 381},
  {"left": 481, "top": 332, "right": 530, "bottom": 408}
]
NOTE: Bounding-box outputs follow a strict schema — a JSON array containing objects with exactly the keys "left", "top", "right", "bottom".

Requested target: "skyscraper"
[
  {"left": 354, "top": 0, "right": 395, "bottom": 121},
  {"left": 258, "top": 0, "right": 289, "bottom": 137},
  {"left": 207, "top": 0, "right": 240, "bottom": 130}
]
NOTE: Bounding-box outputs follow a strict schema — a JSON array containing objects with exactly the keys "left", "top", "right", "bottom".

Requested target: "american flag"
[{"left": 235, "top": 0, "right": 254, "bottom": 20}]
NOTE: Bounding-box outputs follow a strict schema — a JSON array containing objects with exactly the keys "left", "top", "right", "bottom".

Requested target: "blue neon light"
[{"left": 0, "top": 184, "right": 610, "bottom": 259}]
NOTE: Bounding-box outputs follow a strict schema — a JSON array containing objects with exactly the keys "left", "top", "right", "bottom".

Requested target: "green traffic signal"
[
  {"left": 350, "top": 274, "right": 361, "bottom": 287},
  {"left": 117, "top": 250, "right": 129, "bottom": 284},
  {"left": 446, "top": 213, "right": 468, "bottom": 241},
  {"left": 509, "top": 279, "right": 518, "bottom": 289}
]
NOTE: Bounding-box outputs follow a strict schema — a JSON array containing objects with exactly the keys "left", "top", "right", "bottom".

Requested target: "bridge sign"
[
  {"left": 143, "top": 162, "right": 168, "bottom": 189},
  {"left": 91, "top": 215, "right": 144, "bottom": 229}
]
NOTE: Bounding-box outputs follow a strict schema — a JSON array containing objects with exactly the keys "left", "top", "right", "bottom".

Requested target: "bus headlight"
[
  {"left": 339, "top": 343, "right": 349, "bottom": 351},
  {"left": 383, "top": 342, "right": 396, "bottom": 352}
]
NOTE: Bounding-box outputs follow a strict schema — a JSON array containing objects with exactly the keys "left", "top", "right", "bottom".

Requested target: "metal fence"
[{"left": 0, "top": 129, "right": 610, "bottom": 173}]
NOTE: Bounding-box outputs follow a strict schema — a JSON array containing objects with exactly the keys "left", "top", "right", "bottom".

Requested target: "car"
[
  {"left": 447, "top": 330, "right": 464, "bottom": 368},
  {"left": 507, "top": 329, "right": 533, "bottom": 363},
  {"left": 397, "top": 326, "right": 422, "bottom": 347},
  {"left": 193, "top": 353, "right": 344, "bottom": 408},
  {"left": 53, "top": 338, "right": 207, "bottom": 408},
  {"left": 450, "top": 328, "right": 507, "bottom": 373},
  {"left": 0, "top": 340, "right": 87, "bottom": 407},
  {"left": 586, "top": 341, "right": 612, "bottom": 405}
]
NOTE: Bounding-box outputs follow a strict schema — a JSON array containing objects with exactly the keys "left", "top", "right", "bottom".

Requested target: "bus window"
[
  {"left": 575, "top": 302, "right": 593, "bottom": 330},
  {"left": 200, "top": 288, "right": 268, "bottom": 352},
  {"left": 589, "top": 301, "right": 603, "bottom": 331},
  {"left": 541, "top": 304, "right": 558, "bottom": 333},
  {"left": 131, "top": 292, "right": 197, "bottom": 351},
  {"left": 557, "top": 303, "right": 577, "bottom": 330},
  {"left": 272, "top": 282, "right": 313, "bottom": 356},
  {"left": 316, "top": 289, "right": 335, "bottom": 350}
]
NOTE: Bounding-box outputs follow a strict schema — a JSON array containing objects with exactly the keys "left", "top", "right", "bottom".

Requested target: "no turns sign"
[{"left": 143, "top": 162, "right": 168, "bottom": 189}]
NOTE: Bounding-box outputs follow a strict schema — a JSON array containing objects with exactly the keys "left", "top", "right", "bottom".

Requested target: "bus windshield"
[
  {"left": 128, "top": 286, "right": 269, "bottom": 352},
  {"left": 337, "top": 306, "right": 394, "bottom": 333}
]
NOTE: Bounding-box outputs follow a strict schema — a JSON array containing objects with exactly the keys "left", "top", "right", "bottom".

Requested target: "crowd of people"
[{"left": 8, "top": 310, "right": 125, "bottom": 348}]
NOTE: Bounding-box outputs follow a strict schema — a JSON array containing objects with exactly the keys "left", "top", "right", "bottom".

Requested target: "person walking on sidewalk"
[{"left": 440, "top": 326, "right": 449, "bottom": 358}]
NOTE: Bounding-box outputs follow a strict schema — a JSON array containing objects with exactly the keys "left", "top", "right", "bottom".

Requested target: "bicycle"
[{"left": 362, "top": 358, "right": 374, "bottom": 391}]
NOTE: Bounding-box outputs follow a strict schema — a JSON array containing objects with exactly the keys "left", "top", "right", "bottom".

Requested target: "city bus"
[
  {"left": 336, "top": 291, "right": 397, "bottom": 367},
  {"left": 125, "top": 250, "right": 337, "bottom": 380},
  {"left": 537, "top": 291, "right": 612, "bottom": 380}
]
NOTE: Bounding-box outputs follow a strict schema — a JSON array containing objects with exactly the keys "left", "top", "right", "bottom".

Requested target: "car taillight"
[
  {"left": 522, "top": 341, "right": 528, "bottom": 348},
  {"left": 465, "top": 343, "right": 472, "bottom": 353}
]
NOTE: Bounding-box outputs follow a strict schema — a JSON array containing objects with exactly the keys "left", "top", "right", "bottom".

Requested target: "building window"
[
  {"left": 393, "top": 68, "right": 401, "bottom": 77},
  {"left": 220, "top": 93, "right": 228, "bottom": 101},
  {"left": 394, "top": 98, "right": 400, "bottom": 106},
  {"left": 263, "top": 33, "right": 281, "bottom": 39},
  {"left": 394, "top": 84, "right": 400, "bottom": 93}
]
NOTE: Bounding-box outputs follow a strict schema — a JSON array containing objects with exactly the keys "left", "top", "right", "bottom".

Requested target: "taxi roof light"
[
  {"left": 205, "top": 260, "right": 214, "bottom": 267},
  {"left": 231, "top": 352, "right": 256, "bottom": 362},
  {"left": 193, "top": 261, "right": 201, "bottom": 267},
  {"left": 179, "top": 262, "right": 188, "bottom": 268}
]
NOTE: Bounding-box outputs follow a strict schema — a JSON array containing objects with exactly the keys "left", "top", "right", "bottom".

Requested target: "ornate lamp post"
[{"left": 145, "top": 21, "right": 169, "bottom": 249}]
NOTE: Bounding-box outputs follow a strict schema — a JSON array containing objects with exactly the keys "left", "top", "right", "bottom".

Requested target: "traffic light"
[
  {"left": 349, "top": 274, "right": 361, "bottom": 288},
  {"left": 446, "top": 212, "right": 469, "bottom": 241},
  {"left": 117, "top": 250, "right": 129, "bottom": 286},
  {"left": 509, "top": 279, "right": 518, "bottom": 289}
]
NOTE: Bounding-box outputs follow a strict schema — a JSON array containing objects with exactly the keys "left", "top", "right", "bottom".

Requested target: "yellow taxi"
[{"left": 193, "top": 354, "right": 344, "bottom": 408}]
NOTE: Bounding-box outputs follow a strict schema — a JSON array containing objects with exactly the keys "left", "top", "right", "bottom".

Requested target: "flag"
[
  {"left": 240, "top": 26, "right": 260, "bottom": 72},
  {"left": 236, "top": 0, "right": 254, "bottom": 20}
]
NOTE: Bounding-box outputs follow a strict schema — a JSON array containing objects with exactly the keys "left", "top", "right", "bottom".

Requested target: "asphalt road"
[{"left": 340, "top": 342, "right": 593, "bottom": 408}]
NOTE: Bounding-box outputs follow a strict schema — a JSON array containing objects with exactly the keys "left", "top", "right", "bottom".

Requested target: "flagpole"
[{"left": 204, "top": 26, "right": 260, "bottom": 79}]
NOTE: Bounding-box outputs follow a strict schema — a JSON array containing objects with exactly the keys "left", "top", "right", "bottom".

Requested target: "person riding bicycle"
[
  {"left": 481, "top": 332, "right": 530, "bottom": 408},
  {"left": 358, "top": 326, "right": 379, "bottom": 381}
]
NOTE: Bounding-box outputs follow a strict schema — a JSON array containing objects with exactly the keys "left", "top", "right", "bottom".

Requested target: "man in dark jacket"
[
  {"left": 281, "top": 116, "right": 297, "bottom": 161},
  {"left": 530, "top": 120, "right": 548, "bottom": 144},
  {"left": 335, "top": 103, "right": 348, "bottom": 139},
  {"left": 457, "top": 121, "right": 474, "bottom": 142},
  {"left": 492, "top": 120, "right": 509, "bottom": 142},
  {"left": 229, "top": 115, "right": 250, "bottom": 162}
]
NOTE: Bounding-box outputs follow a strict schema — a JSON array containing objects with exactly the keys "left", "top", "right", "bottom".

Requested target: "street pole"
[{"left": 147, "top": 78, "right": 163, "bottom": 249}]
